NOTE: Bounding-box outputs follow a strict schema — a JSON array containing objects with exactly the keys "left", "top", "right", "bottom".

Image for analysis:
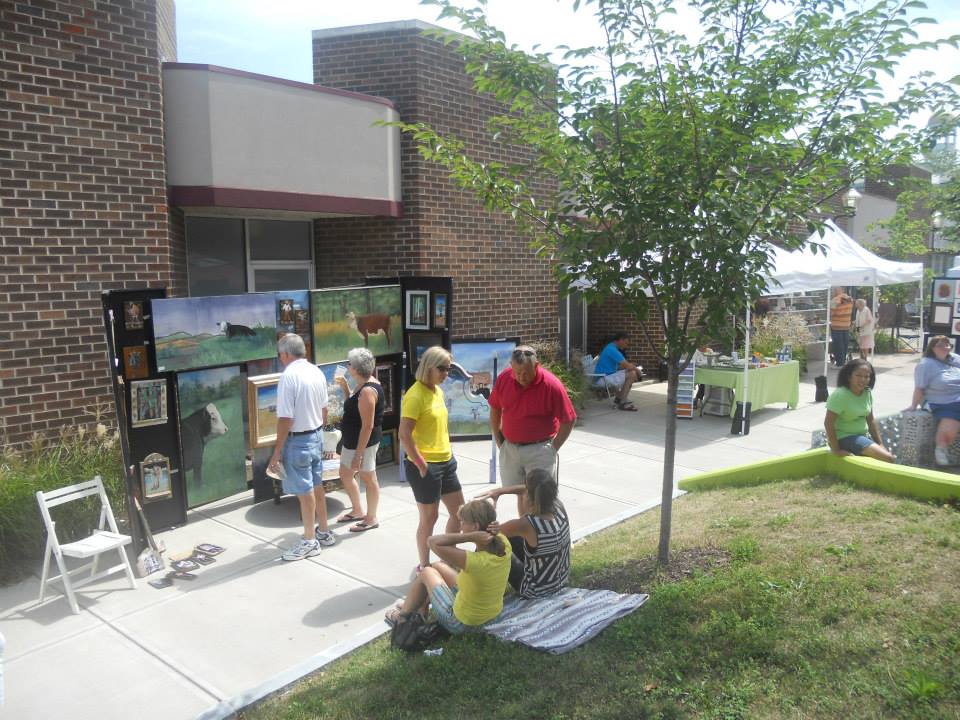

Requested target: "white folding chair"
[
  {"left": 36, "top": 476, "right": 136, "bottom": 614},
  {"left": 581, "top": 354, "right": 617, "bottom": 407}
]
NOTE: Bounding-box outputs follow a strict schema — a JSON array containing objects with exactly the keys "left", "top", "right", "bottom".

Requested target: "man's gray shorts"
[{"left": 498, "top": 440, "right": 557, "bottom": 486}]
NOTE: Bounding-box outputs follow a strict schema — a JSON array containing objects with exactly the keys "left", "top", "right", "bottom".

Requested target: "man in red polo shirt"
[{"left": 488, "top": 345, "right": 577, "bottom": 491}]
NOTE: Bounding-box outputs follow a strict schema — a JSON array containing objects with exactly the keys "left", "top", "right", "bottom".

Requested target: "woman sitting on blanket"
[
  {"left": 479, "top": 468, "right": 571, "bottom": 598},
  {"left": 385, "top": 499, "right": 511, "bottom": 634}
]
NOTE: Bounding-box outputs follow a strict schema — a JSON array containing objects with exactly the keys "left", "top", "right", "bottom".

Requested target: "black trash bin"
[
  {"left": 814, "top": 375, "right": 829, "bottom": 403},
  {"left": 730, "top": 401, "right": 752, "bottom": 435}
]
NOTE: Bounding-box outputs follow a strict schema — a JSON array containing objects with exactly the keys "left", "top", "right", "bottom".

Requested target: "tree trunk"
[{"left": 657, "top": 360, "right": 679, "bottom": 565}]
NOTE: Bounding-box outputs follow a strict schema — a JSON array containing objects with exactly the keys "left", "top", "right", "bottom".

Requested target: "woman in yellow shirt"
[
  {"left": 399, "top": 346, "right": 466, "bottom": 574},
  {"left": 385, "top": 499, "right": 511, "bottom": 633}
]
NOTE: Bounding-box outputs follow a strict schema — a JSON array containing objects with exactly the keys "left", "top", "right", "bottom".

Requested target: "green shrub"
[
  {"left": 528, "top": 340, "right": 586, "bottom": 408},
  {"left": 0, "top": 425, "right": 127, "bottom": 586}
]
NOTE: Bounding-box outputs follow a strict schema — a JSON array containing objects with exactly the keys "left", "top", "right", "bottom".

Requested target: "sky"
[{"left": 176, "top": 0, "right": 960, "bottom": 101}]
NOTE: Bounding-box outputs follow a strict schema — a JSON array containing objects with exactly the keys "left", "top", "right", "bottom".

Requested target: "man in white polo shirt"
[{"left": 268, "top": 334, "right": 335, "bottom": 561}]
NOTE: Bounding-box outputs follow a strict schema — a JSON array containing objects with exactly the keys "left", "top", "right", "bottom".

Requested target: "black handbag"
[{"left": 389, "top": 612, "right": 448, "bottom": 652}]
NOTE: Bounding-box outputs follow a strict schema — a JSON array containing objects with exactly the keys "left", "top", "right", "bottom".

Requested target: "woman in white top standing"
[{"left": 854, "top": 298, "right": 875, "bottom": 360}]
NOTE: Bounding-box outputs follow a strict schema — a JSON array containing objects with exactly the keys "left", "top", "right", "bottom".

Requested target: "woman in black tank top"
[{"left": 335, "top": 348, "right": 384, "bottom": 532}]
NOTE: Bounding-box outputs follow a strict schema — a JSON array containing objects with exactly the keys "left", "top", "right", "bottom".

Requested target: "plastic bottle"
[{"left": 423, "top": 648, "right": 444, "bottom": 656}]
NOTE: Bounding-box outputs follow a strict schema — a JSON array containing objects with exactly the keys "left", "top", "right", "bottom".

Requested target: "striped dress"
[{"left": 518, "top": 501, "right": 571, "bottom": 598}]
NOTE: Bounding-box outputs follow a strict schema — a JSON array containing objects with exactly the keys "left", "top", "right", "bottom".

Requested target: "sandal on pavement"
[
  {"left": 336, "top": 512, "right": 365, "bottom": 523},
  {"left": 616, "top": 401, "right": 638, "bottom": 411},
  {"left": 349, "top": 520, "right": 380, "bottom": 532},
  {"left": 384, "top": 607, "right": 407, "bottom": 627}
]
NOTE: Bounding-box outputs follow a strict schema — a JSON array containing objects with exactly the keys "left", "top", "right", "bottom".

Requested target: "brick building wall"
[
  {"left": 0, "top": 0, "right": 171, "bottom": 446},
  {"left": 312, "top": 22, "right": 559, "bottom": 342}
]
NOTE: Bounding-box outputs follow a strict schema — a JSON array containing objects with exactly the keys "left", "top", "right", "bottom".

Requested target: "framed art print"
[
  {"left": 130, "top": 379, "right": 167, "bottom": 428},
  {"left": 407, "top": 331, "right": 443, "bottom": 375},
  {"left": 177, "top": 366, "right": 247, "bottom": 508},
  {"left": 440, "top": 338, "right": 519, "bottom": 439},
  {"left": 247, "top": 373, "right": 282, "bottom": 448},
  {"left": 433, "top": 292, "right": 448, "bottom": 330},
  {"left": 953, "top": 299, "right": 960, "bottom": 317},
  {"left": 151, "top": 293, "right": 276, "bottom": 372},
  {"left": 376, "top": 429, "right": 397, "bottom": 467},
  {"left": 405, "top": 290, "right": 430, "bottom": 330},
  {"left": 123, "top": 345, "right": 149, "bottom": 380},
  {"left": 933, "top": 304, "right": 952, "bottom": 327},
  {"left": 953, "top": 319, "right": 960, "bottom": 336},
  {"left": 311, "top": 285, "right": 402, "bottom": 364},
  {"left": 140, "top": 452, "right": 173, "bottom": 502},
  {"left": 933, "top": 279, "right": 953, "bottom": 302},
  {"left": 123, "top": 301, "right": 144, "bottom": 330},
  {"left": 376, "top": 361, "right": 395, "bottom": 415}
]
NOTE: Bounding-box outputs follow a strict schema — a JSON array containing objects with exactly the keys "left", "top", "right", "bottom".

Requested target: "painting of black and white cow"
[
  {"left": 217, "top": 320, "right": 257, "bottom": 339},
  {"left": 180, "top": 403, "right": 228, "bottom": 485}
]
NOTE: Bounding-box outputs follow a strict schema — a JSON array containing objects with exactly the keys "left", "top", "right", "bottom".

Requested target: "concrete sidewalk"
[{"left": 0, "top": 352, "right": 921, "bottom": 719}]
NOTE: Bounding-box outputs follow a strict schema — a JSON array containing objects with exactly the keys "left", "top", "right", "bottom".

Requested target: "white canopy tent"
[
  {"left": 762, "top": 220, "right": 925, "bottom": 379},
  {"left": 568, "top": 221, "right": 922, "bottom": 427}
]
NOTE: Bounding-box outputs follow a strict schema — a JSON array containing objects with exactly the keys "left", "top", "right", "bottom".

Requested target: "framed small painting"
[
  {"left": 933, "top": 279, "right": 953, "bottom": 302},
  {"left": 247, "top": 373, "right": 282, "bottom": 448},
  {"left": 433, "top": 293, "right": 448, "bottom": 330},
  {"left": 407, "top": 331, "right": 443, "bottom": 375},
  {"left": 123, "top": 345, "right": 149, "bottom": 380},
  {"left": 123, "top": 301, "right": 144, "bottom": 330},
  {"left": 140, "top": 452, "right": 173, "bottom": 502},
  {"left": 933, "top": 304, "right": 952, "bottom": 327},
  {"left": 376, "top": 361, "right": 395, "bottom": 415},
  {"left": 130, "top": 379, "right": 167, "bottom": 428},
  {"left": 953, "top": 319, "right": 960, "bottom": 336},
  {"left": 376, "top": 429, "right": 397, "bottom": 467},
  {"left": 405, "top": 290, "right": 430, "bottom": 330},
  {"left": 953, "top": 299, "right": 960, "bottom": 317},
  {"left": 955, "top": 280, "right": 960, "bottom": 298},
  {"left": 312, "top": 285, "right": 402, "bottom": 364},
  {"left": 441, "top": 338, "right": 519, "bottom": 440}
]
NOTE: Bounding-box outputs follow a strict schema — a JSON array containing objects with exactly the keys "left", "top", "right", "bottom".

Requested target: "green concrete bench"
[{"left": 679, "top": 447, "right": 960, "bottom": 503}]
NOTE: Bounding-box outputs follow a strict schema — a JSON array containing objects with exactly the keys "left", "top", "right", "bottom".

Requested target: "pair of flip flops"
[
  {"left": 615, "top": 400, "right": 638, "bottom": 411},
  {"left": 336, "top": 512, "right": 379, "bottom": 532}
]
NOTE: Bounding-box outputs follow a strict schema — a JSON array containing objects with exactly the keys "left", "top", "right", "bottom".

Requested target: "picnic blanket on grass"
[{"left": 481, "top": 587, "right": 648, "bottom": 654}]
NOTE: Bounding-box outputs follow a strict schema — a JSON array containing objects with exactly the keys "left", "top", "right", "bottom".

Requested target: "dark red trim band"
[
  {"left": 168, "top": 186, "right": 403, "bottom": 218},
  {"left": 162, "top": 63, "right": 397, "bottom": 110}
]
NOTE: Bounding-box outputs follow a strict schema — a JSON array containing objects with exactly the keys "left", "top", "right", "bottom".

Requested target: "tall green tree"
[{"left": 402, "top": 0, "right": 958, "bottom": 563}]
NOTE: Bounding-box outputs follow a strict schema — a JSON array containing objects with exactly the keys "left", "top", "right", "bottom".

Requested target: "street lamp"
[
  {"left": 844, "top": 187, "right": 862, "bottom": 212},
  {"left": 932, "top": 210, "right": 945, "bottom": 250}
]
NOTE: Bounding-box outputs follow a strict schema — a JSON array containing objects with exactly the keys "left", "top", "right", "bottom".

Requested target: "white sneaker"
[
  {"left": 315, "top": 529, "right": 337, "bottom": 547},
  {"left": 934, "top": 447, "right": 950, "bottom": 466},
  {"left": 282, "top": 538, "right": 320, "bottom": 561}
]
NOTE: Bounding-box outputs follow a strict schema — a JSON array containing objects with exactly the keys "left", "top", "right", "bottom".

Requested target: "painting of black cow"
[
  {"left": 152, "top": 293, "right": 276, "bottom": 372},
  {"left": 177, "top": 366, "right": 246, "bottom": 507}
]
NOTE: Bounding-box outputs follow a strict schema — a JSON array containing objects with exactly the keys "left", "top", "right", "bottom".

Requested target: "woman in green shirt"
[{"left": 824, "top": 359, "right": 894, "bottom": 462}]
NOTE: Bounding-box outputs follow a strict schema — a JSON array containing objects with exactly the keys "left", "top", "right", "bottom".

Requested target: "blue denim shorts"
[
  {"left": 929, "top": 401, "right": 960, "bottom": 422},
  {"left": 282, "top": 431, "right": 323, "bottom": 495},
  {"left": 837, "top": 434, "right": 873, "bottom": 455}
]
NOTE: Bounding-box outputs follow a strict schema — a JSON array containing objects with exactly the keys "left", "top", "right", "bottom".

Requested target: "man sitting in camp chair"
[{"left": 595, "top": 332, "right": 643, "bottom": 411}]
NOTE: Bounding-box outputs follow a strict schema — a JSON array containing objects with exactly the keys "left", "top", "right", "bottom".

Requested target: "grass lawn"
[{"left": 242, "top": 477, "right": 960, "bottom": 720}]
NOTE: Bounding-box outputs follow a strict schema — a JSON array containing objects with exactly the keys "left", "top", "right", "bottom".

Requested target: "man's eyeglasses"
[
  {"left": 512, "top": 349, "right": 536, "bottom": 361},
  {"left": 435, "top": 365, "right": 451, "bottom": 372}
]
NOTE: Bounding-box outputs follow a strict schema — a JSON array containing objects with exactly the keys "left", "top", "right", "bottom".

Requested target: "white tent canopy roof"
[{"left": 763, "top": 220, "right": 923, "bottom": 294}]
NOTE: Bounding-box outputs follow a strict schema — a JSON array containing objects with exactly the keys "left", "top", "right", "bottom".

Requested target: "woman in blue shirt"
[{"left": 907, "top": 335, "right": 960, "bottom": 466}]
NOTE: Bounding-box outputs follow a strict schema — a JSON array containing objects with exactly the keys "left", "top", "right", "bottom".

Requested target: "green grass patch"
[
  {"left": 0, "top": 426, "right": 126, "bottom": 585},
  {"left": 242, "top": 478, "right": 960, "bottom": 720}
]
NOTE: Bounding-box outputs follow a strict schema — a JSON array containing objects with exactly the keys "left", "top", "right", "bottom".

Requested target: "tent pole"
[
  {"left": 565, "top": 294, "right": 571, "bottom": 364},
  {"left": 872, "top": 282, "right": 878, "bottom": 360},
  {"left": 824, "top": 286, "right": 830, "bottom": 377},
  {"left": 919, "top": 277, "right": 924, "bottom": 352}
]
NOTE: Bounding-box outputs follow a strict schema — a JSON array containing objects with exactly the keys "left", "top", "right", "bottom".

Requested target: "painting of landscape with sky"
[{"left": 152, "top": 293, "right": 276, "bottom": 372}]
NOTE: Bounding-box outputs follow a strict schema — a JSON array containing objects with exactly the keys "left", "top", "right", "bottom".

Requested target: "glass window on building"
[
  {"left": 186, "top": 217, "right": 245, "bottom": 296},
  {"left": 185, "top": 217, "right": 315, "bottom": 296}
]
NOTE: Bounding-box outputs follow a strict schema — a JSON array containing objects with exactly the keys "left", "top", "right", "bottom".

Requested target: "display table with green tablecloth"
[{"left": 694, "top": 361, "right": 800, "bottom": 417}]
